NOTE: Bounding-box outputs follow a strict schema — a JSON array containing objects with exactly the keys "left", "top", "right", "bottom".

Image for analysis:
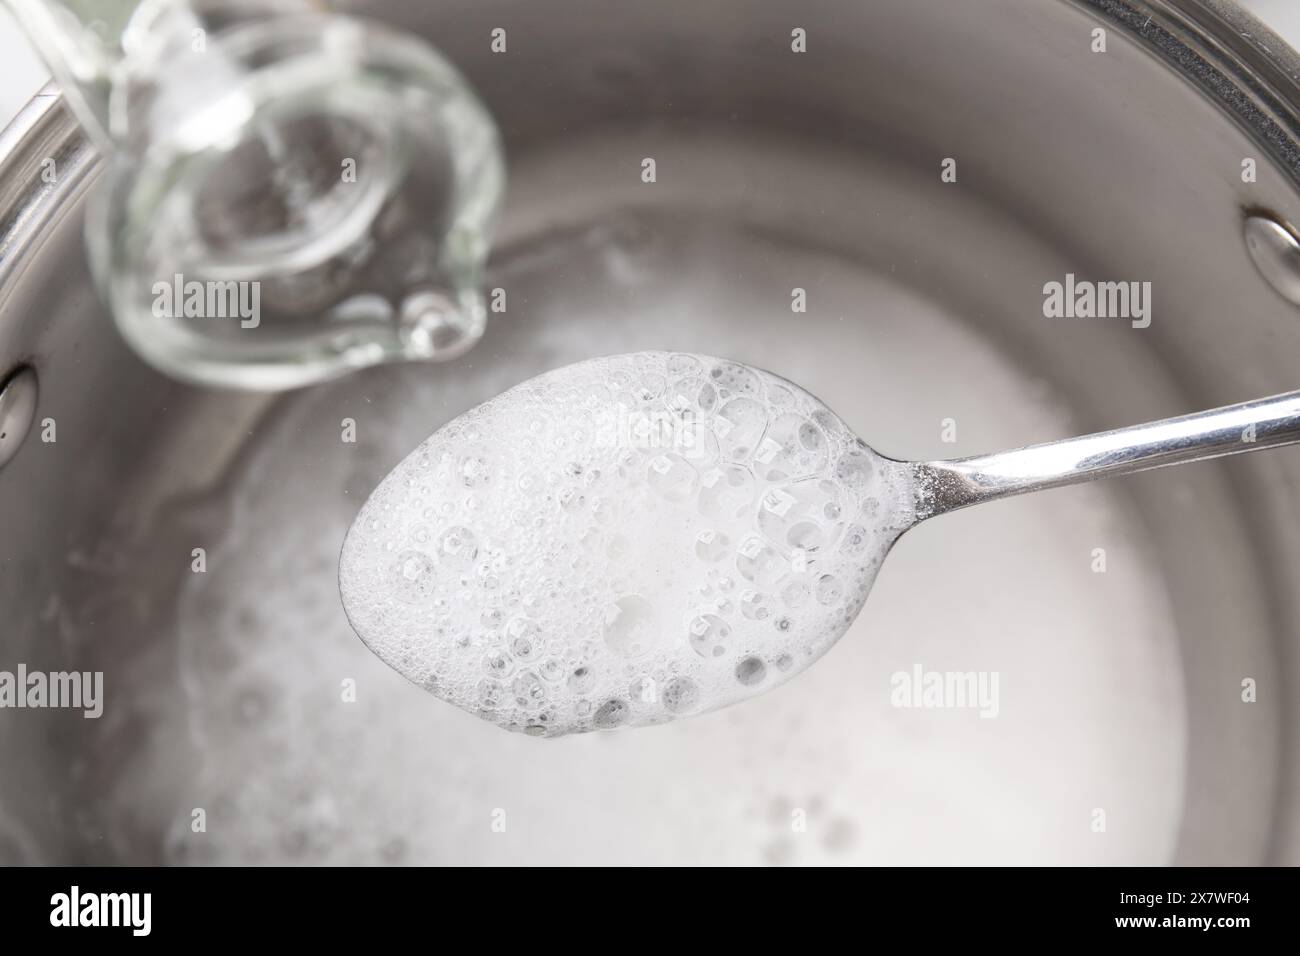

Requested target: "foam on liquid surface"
[{"left": 340, "top": 352, "right": 912, "bottom": 735}]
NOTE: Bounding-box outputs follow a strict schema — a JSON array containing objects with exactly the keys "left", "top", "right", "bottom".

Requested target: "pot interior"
[{"left": 1, "top": 0, "right": 1298, "bottom": 864}]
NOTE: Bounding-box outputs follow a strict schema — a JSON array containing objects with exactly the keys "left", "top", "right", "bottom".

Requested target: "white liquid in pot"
[{"left": 76, "top": 150, "right": 1187, "bottom": 864}]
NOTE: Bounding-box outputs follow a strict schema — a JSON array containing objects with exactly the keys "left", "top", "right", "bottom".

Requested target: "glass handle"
[{"left": 6, "top": 0, "right": 153, "bottom": 146}]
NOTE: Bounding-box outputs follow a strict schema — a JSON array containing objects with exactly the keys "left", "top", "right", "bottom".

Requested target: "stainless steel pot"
[{"left": 1, "top": 0, "right": 1298, "bottom": 865}]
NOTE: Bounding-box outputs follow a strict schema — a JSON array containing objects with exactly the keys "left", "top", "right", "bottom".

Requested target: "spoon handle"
[{"left": 910, "top": 388, "right": 1300, "bottom": 519}]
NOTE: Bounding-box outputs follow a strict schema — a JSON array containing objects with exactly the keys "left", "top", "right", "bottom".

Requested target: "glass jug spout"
[{"left": 5, "top": 0, "right": 505, "bottom": 389}]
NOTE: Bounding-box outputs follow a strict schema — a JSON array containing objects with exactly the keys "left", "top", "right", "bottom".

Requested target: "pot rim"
[{"left": 1074, "top": 0, "right": 1300, "bottom": 189}]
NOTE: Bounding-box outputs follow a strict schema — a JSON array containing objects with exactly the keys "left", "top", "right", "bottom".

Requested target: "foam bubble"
[{"left": 339, "top": 352, "right": 911, "bottom": 735}]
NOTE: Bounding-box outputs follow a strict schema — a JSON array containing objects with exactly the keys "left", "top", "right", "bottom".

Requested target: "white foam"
[{"left": 339, "top": 351, "right": 912, "bottom": 735}]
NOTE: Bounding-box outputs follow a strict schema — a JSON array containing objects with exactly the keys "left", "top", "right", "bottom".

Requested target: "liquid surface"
[
  {"left": 339, "top": 351, "right": 912, "bottom": 735},
  {"left": 36, "top": 137, "right": 1193, "bottom": 864}
]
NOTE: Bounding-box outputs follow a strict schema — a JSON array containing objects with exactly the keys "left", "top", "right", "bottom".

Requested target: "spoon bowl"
[{"left": 339, "top": 351, "right": 915, "bottom": 734}]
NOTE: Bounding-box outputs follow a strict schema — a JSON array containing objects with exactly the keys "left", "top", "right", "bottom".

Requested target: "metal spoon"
[{"left": 339, "top": 351, "right": 1300, "bottom": 736}]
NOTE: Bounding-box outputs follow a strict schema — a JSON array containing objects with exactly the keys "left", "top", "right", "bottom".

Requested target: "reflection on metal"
[
  {"left": 1244, "top": 212, "right": 1300, "bottom": 305},
  {"left": 0, "top": 365, "right": 37, "bottom": 470}
]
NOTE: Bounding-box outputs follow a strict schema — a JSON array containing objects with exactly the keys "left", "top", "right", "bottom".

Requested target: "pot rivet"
[
  {"left": 0, "top": 366, "right": 39, "bottom": 470},
  {"left": 1243, "top": 213, "right": 1300, "bottom": 306}
]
